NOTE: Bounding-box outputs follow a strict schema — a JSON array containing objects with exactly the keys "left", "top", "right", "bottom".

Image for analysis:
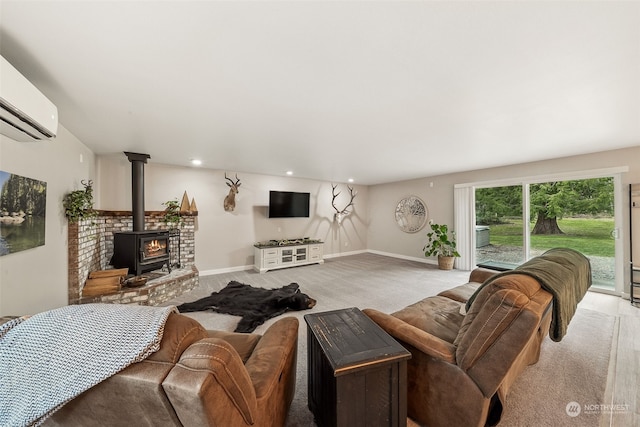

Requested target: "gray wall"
[
  {"left": 0, "top": 125, "right": 95, "bottom": 315},
  {"left": 366, "top": 146, "right": 640, "bottom": 292}
]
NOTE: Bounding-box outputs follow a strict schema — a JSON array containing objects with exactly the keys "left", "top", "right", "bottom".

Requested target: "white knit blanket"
[{"left": 0, "top": 303, "right": 176, "bottom": 427}]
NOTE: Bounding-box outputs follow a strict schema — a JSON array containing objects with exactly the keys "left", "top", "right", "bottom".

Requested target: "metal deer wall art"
[
  {"left": 331, "top": 184, "right": 356, "bottom": 225},
  {"left": 224, "top": 173, "right": 241, "bottom": 212}
]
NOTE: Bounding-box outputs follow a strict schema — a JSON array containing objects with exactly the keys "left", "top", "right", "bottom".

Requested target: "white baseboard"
[
  {"left": 366, "top": 249, "right": 438, "bottom": 266},
  {"left": 199, "top": 249, "right": 436, "bottom": 277},
  {"left": 323, "top": 249, "right": 367, "bottom": 259},
  {"left": 199, "top": 265, "right": 254, "bottom": 276}
]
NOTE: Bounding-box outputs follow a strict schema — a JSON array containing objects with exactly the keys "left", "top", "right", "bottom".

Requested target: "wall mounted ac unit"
[{"left": 0, "top": 55, "right": 58, "bottom": 142}]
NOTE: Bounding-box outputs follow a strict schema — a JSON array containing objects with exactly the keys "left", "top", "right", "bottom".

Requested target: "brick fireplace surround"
[{"left": 68, "top": 210, "right": 198, "bottom": 306}]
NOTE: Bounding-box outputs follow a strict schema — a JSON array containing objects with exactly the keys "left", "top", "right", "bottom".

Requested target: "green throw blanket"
[{"left": 466, "top": 248, "right": 591, "bottom": 342}]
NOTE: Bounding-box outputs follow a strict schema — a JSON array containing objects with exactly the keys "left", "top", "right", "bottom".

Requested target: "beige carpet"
[
  {"left": 165, "top": 253, "right": 615, "bottom": 427},
  {"left": 498, "top": 307, "right": 615, "bottom": 427}
]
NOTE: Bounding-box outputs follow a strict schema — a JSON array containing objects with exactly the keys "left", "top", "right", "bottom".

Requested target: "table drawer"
[
  {"left": 309, "top": 244, "right": 322, "bottom": 254},
  {"left": 264, "top": 258, "right": 279, "bottom": 267},
  {"left": 263, "top": 248, "right": 279, "bottom": 259}
]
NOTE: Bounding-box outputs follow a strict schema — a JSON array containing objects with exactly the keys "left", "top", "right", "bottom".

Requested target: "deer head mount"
[
  {"left": 331, "top": 183, "right": 356, "bottom": 225},
  {"left": 224, "top": 173, "right": 241, "bottom": 212}
]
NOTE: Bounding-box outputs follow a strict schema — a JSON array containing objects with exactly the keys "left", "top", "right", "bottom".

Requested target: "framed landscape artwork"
[{"left": 0, "top": 170, "right": 47, "bottom": 256}]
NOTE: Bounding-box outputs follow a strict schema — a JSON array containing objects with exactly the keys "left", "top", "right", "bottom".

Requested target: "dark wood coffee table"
[{"left": 304, "top": 307, "right": 411, "bottom": 427}]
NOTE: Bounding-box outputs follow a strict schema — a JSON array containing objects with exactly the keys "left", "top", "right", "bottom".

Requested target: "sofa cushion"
[
  {"left": 438, "top": 268, "right": 497, "bottom": 303},
  {"left": 438, "top": 282, "right": 481, "bottom": 303},
  {"left": 455, "top": 287, "right": 531, "bottom": 368},
  {"left": 455, "top": 274, "right": 543, "bottom": 348},
  {"left": 392, "top": 295, "right": 465, "bottom": 344},
  {"left": 207, "top": 330, "right": 261, "bottom": 363}
]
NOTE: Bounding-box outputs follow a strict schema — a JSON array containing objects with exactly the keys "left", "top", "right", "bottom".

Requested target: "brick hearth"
[{"left": 68, "top": 210, "right": 198, "bottom": 306}]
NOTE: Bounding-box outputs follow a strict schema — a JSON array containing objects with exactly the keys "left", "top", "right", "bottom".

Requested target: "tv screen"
[{"left": 269, "top": 191, "right": 310, "bottom": 218}]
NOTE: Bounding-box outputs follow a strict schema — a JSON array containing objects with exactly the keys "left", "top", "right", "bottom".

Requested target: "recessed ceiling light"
[
  {"left": 286, "top": 171, "right": 293, "bottom": 176},
  {"left": 348, "top": 178, "right": 354, "bottom": 183},
  {"left": 191, "top": 159, "right": 202, "bottom": 166}
]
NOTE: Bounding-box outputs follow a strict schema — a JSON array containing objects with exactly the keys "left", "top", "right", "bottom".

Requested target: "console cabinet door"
[
  {"left": 280, "top": 248, "right": 295, "bottom": 265},
  {"left": 295, "top": 246, "right": 307, "bottom": 262}
]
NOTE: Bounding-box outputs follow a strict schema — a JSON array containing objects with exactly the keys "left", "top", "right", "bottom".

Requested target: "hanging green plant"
[
  {"left": 63, "top": 180, "right": 98, "bottom": 223},
  {"left": 162, "top": 199, "right": 182, "bottom": 229}
]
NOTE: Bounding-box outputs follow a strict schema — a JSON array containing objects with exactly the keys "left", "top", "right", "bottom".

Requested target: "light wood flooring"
[{"left": 580, "top": 292, "right": 639, "bottom": 426}]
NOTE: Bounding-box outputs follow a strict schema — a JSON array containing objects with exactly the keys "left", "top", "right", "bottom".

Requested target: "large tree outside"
[
  {"left": 530, "top": 179, "right": 613, "bottom": 235},
  {"left": 475, "top": 177, "right": 615, "bottom": 288}
]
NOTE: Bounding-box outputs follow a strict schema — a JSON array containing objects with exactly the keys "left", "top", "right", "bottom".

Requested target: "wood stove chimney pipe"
[{"left": 124, "top": 151, "right": 151, "bottom": 232}]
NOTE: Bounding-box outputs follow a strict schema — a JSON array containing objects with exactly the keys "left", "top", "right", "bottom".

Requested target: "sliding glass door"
[
  {"left": 529, "top": 178, "right": 615, "bottom": 289},
  {"left": 475, "top": 177, "right": 617, "bottom": 290},
  {"left": 475, "top": 185, "right": 525, "bottom": 269}
]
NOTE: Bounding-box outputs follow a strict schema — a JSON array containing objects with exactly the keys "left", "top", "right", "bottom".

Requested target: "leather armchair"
[
  {"left": 44, "top": 313, "right": 299, "bottom": 427},
  {"left": 364, "top": 269, "right": 552, "bottom": 427}
]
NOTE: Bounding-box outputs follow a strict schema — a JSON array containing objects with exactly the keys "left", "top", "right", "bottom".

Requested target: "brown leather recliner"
[
  {"left": 364, "top": 268, "right": 553, "bottom": 427},
  {"left": 44, "top": 313, "right": 299, "bottom": 427}
]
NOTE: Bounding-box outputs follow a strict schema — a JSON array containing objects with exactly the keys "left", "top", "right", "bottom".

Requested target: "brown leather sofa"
[
  {"left": 364, "top": 268, "right": 554, "bottom": 427},
  {"left": 44, "top": 313, "right": 299, "bottom": 427}
]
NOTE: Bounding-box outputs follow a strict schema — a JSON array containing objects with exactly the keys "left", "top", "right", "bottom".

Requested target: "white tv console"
[{"left": 254, "top": 240, "right": 324, "bottom": 273}]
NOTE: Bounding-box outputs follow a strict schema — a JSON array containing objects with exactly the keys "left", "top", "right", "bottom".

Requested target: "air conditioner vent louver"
[{"left": 0, "top": 55, "right": 58, "bottom": 142}]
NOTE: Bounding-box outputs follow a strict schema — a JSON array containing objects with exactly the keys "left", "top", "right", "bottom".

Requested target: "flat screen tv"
[{"left": 269, "top": 191, "right": 310, "bottom": 218}]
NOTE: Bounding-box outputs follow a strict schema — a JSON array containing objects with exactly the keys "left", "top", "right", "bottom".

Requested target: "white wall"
[
  {"left": 0, "top": 125, "right": 95, "bottom": 316},
  {"left": 96, "top": 154, "right": 368, "bottom": 273},
  {"left": 367, "top": 146, "right": 640, "bottom": 291}
]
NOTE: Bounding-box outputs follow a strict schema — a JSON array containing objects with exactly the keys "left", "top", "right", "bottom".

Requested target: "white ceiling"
[{"left": 1, "top": 1, "right": 639, "bottom": 185}]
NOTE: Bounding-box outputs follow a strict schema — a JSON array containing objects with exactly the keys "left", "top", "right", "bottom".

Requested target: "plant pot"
[{"left": 437, "top": 255, "right": 455, "bottom": 270}]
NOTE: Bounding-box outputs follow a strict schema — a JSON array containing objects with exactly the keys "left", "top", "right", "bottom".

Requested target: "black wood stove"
[
  {"left": 111, "top": 152, "right": 170, "bottom": 276},
  {"left": 112, "top": 231, "right": 170, "bottom": 276}
]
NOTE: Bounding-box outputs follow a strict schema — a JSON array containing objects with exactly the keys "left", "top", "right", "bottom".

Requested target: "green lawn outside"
[{"left": 484, "top": 217, "right": 615, "bottom": 257}]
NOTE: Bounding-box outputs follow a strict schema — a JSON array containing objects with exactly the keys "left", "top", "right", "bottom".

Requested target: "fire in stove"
[{"left": 144, "top": 239, "right": 167, "bottom": 258}]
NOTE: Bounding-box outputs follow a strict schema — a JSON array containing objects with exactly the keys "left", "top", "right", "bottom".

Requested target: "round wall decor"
[{"left": 395, "top": 196, "right": 428, "bottom": 233}]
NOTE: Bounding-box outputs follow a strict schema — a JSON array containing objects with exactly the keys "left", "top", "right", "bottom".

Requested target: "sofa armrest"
[
  {"left": 244, "top": 316, "right": 298, "bottom": 400},
  {"left": 363, "top": 308, "right": 456, "bottom": 364},
  {"left": 163, "top": 337, "right": 258, "bottom": 426},
  {"left": 469, "top": 268, "right": 498, "bottom": 284}
]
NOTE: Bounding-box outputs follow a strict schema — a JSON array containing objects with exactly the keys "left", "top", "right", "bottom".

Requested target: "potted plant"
[
  {"left": 63, "top": 180, "right": 98, "bottom": 224},
  {"left": 162, "top": 199, "right": 182, "bottom": 230},
  {"left": 423, "top": 222, "right": 460, "bottom": 270}
]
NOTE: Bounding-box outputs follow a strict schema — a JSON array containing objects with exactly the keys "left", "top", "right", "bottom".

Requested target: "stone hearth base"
[{"left": 78, "top": 266, "right": 199, "bottom": 306}]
